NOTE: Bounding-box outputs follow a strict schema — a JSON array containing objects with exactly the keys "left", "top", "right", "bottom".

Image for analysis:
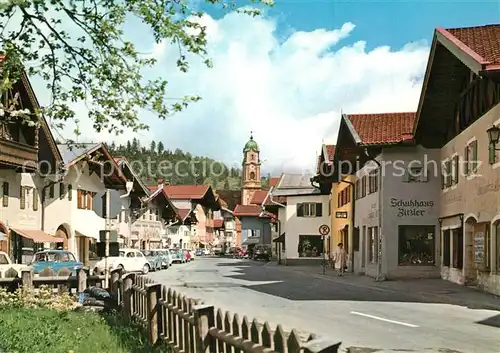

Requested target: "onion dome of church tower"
[{"left": 243, "top": 133, "right": 259, "bottom": 153}]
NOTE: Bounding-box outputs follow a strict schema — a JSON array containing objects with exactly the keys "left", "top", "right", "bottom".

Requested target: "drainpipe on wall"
[{"left": 363, "top": 148, "right": 385, "bottom": 282}]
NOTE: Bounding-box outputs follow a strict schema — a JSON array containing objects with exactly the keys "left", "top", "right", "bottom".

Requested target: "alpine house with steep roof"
[{"left": 334, "top": 111, "right": 441, "bottom": 279}]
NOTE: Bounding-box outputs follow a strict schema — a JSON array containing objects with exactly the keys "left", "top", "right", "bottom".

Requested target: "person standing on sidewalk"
[{"left": 332, "top": 243, "right": 347, "bottom": 276}]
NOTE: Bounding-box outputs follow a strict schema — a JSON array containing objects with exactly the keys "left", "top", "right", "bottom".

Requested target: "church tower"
[{"left": 241, "top": 133, "right": 261, "bottom": 205}]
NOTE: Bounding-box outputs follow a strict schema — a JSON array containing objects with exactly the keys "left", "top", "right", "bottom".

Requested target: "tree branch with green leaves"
[{"left": 0, "top": 0, "right": 273, "bottom": 139}]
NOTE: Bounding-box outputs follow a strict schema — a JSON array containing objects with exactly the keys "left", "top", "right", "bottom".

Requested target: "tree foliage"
[
  {"left": 0, "top": 0, "right": 272, "bottom": 138},
  {"left": 110, "top": 137, "right": 242, "bottom": 189}
]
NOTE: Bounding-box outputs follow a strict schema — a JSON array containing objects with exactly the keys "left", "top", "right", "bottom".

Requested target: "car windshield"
[
  {"left": 119, "top": 251, "right": 126, "bottom": 257},
  {"left": 34, "top": 252, "right": 75, "bottom": 262}
]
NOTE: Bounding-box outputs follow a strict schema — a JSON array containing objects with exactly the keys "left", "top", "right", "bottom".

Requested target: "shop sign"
[
  {"left": 335, "top": 211, "right": 348, "bottom": 219},
  {"left": 390, "top": 198, "right": 434, "bottom": 217}
]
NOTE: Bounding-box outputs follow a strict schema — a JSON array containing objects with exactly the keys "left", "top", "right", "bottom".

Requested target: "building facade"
[{"left": 414, "top": 25, "right": 500, "bottom": 295}]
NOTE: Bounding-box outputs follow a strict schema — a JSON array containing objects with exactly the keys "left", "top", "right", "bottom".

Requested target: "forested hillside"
[{"left": 109, "top": 139, "right": 242, "bottom": 190}]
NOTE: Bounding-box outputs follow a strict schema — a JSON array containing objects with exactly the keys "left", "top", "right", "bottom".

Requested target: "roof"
[
  {"left": 445, "top": 25, "right": 500, "bottom": 67},
  {"left": 114, "top": 156, "right": 150, "bottom": 197},
  {"left": 234, "top": 204, "right": 265, "bottom": 217},
  {"left": 215, "top": 190, "right": 241, "bottom": 211},
  {"left": 269, "top": 177, "right": 280, "bottom": 187},
  {"left": 250, "top": 190, "right": 268, "bottom": 205},
  {"left": 164, "top": 185, "right": 211, "bottom": 200},
  {"left": 243, "top": 134, "right": 259, "bottom": 153},
  {"left": 272, "top": 173, "right": 320, "bottom": 196},
  {"left": 177, "top": 209, "right": 192, "bottom": 221},
  {"left": 214, "top": 219, "right": 224, "bottom": 228},
  {"left": 323, "top": 144, "right": 335, "bottom": 163},
  {"left": 345, "top": 112, "right": 415, "bottom": 146},
  {"left": 58, "top": 143, "right": 101, "bottom": 166}
]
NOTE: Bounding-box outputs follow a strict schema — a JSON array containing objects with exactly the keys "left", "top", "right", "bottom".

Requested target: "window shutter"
[
  {"left": 489, "top": 143, "right": 496, "bottom": 165},
  {"left": 337, "top": 193, "right": 341, "bottom": 208},
  {"left": 296, "top": 203, "right": 304, "bottom": 217},
  {"left": 463, "top": 146, "right": 469, "bottom": 175},
  {"left": 316, "top": 203, "right": 323, "bottom": 216},
  {"left": 68, "top": 184, "right": 73, "bottom": 201},
  {"left": 77, "top": 190, "right": 82, "bottom": 209},
  {"left": 49, "top": 184, "right": 54, "bottom": 198},
  {"left": 33, "top": 189, "right": 38, "bottom": 211},
  {"left": 2, "top": 182, "right": 8, "bottom": 207},
  {"left": 472, "top": 140, "right": 478, "bottom": 172},
  {"left": 59, "top": 183, "right": 65, "bottom": 199},
  {"left": 453, "top": 155, "right": 459, "bottom": 183},
  {"left": 20, "top": 186, "right": 25, "bottom": 209},
  {"left": 440, "top": 168, "right": 445, "bottom": 189}
]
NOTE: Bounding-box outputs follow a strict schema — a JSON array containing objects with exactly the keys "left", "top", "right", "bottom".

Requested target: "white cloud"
[{"left": 48, "top": 11, "right": 430, "bottom": 175}]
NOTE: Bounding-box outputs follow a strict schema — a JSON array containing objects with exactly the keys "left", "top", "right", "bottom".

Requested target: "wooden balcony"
[{"left": 0, "top": 138, "right": 38, "bottom": 171}]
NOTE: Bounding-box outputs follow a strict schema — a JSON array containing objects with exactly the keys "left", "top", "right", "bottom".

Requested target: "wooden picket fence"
[{"left": 112, "top": 272, "right": 342, "bottom": 353}]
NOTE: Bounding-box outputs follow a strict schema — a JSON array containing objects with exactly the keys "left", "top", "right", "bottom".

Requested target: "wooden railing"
[{"left": 114, "top": 272, "right": 342, "bottom": 353}]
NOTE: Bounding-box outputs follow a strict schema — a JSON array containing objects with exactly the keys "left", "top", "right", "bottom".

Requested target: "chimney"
[{"left": 157, "top": 179, "right": 164, "bottom": 189}]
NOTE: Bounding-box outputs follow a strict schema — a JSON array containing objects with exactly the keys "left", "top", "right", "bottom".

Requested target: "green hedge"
[{"left": 0, "top": 308, "right": 168, "bottom": 353}]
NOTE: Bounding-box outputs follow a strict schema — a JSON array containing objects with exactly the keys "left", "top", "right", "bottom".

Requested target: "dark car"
[{"left": 253, "top": 245, "right": 272, "bottom": 261}]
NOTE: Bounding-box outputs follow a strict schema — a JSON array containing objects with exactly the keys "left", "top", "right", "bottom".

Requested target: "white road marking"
[{"left": 350, "top": 311, "right": 419, "bottom": 328}]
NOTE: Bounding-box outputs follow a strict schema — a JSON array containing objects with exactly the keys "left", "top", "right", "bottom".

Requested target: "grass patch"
[{"left": 0, "top": 307, "right": 169, "bottom": 353}]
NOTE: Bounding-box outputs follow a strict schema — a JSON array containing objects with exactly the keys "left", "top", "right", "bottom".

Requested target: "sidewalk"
[{"left": 267, "top": 262, "right": 500, "bottom": 311}]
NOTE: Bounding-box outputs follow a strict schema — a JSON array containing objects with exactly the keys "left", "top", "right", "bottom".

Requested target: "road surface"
[{"left": 148, "top": 257, "right": 500, "bottom": 353}]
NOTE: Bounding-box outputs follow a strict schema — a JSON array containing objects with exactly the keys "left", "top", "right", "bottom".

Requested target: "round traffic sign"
[{"left": 319, "top": 224, "right": 330, "bottom": 236}]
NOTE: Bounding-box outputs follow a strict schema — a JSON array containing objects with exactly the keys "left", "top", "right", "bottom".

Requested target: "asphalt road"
[{"left": 148, "top": 257, "right": 500, "bottom": 353}]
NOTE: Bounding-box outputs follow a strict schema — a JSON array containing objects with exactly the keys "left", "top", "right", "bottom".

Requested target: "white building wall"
[{"left": 283, "top": 194, "right": 330, "bottom": 262}]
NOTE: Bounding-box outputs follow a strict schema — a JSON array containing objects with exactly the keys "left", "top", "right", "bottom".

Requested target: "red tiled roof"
[
  {"left": 164, "top": 185, "right": 210, "bottom": 200},
  {"left": 250, "top": 190, "right": 268, "bottom": 205},
  {"left": 347, "top": 112, "right": 415, "bottom": 145},
  {"left": 234, "top": 204, "right": 262, "bottom": 217},
  {"left": 443, "top": 25, "right": 500, "bottom": 66},
  {"left": 324, "top": 145, "right": 335, "bottom": 162},
  {"left": 269, "top": 177, "right": 280, "bottom": 187},
  {"left": 214, "top": 219, "right": 224, "bottom": 228}
]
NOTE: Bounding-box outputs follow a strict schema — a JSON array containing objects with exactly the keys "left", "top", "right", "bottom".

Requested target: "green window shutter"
[
  {"left": 296, "top": 203, "right": 304, "bottom": 217},
  {"left": 2, "top": 182, "right": 8, "bottom": 207},
  {"left": 68, "top": 184, "right": 73, "bottom": 201},
  {"left": 489, "top": 143, "right": 496, "bottom": 165},
  {"left": 33, "top": 189, "right": 38, "bottom": 211},
  {"left": 316, "top": 203, "right": 323, "bottom": 217},
  {"left": 20, "top": 186, "right": 25, "bottom": 210},
  {"left": 464, "top": 146, "right": 469, "bottom": 175},
  {"left": 453, "top": 155, "right": 459, "bottom": 183},
  {"left": 472, "top": 140, "right": 478, "bottom": 172}
]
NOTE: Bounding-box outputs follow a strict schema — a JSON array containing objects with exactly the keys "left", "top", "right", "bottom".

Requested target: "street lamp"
[{"left": 487, "top": 125, "right": 500, "bottom": 147}]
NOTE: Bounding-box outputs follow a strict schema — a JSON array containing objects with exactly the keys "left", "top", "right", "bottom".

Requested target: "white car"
[
  {"left": 93, "top": 248, "right": 151, "bottom": 275},
  {"left": 0, "top": 251, "right": 30, "bottom": 277}
]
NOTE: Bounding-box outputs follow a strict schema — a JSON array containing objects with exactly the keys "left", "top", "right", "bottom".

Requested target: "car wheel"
[{"left": 142, "top": 264, "right": 150, "bottom": 274}]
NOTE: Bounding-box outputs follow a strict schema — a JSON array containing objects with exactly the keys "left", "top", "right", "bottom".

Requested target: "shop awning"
[
  {"left": 12, "top": 229, "right": 63, "bottom": 243},
  {"left": 273, "top": 233, "right": 285, "bottom": 243},
  {"left": 242, "top": 237, "right": 260, "bottom": 245},
  {"left": 76, "top": 230, "right": 98, "bottom": 240}
]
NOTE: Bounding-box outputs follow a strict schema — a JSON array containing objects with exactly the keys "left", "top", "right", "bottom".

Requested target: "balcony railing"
[{"left": 0, "top": 138, "right": 38, "bottom": 170}]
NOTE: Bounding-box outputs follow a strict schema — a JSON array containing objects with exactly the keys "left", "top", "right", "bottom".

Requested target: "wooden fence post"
[
  {"left": 123, "top": 273, "right": 135, "bottom": 320},
  {"left": 21, "top": 268, "right": 33, "bottom": 291},
  {"left": 146, "top": 283, "right": 162, "bottom": 345},
  {"left": 77, "top": 267, "right": 88, "bottom": 293},
  {"left": 193, "top": 304, "right": 215, "bottom": 353}
]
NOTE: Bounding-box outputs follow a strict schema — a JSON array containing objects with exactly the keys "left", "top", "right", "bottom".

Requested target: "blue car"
[{"left": 31, "top": 250, "right": 83, "bottom": 276}]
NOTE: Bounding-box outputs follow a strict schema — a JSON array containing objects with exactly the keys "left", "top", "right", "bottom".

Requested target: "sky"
[{"left": 37, "top": 0, "right": 500, "bottom": 176}]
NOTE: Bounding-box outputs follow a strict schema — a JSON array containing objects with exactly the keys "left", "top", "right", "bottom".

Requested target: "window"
[
  {"left": 297, "top": 202, "right": 322, "bottom": 217},
  {"left": 338, "top": 187, "right": 350, "bottom": 207},
  {"left": 2, "top": 182, "right": 8, "bottom": 207},
  {"left": 49, "top": 184, "right": 54, "bottom": 199},
  {"left": 361, "top": 176, "right": 367, "bottom": 197},
  {"left": 297, "top": 235, "right": 324, "bottom": 257},
  {"left": 496, "top": 223, "right": 500, "bottom": 271},
  {"left": 249, "top": 171, "right": 256, "bottom": 180},
  {"left": 33, "top": 189, "right": 38, "bottom": 211},
  {"left": 77, "top": 190, "right": 95, "bottom": 210},
  {"left": 59, "top": 183, "right": 66, "bottom": 199},
  {"left": 442, "top": 229, "right": 451, "bottom": 267},
  {"left": 19, "top": 186, "right": 25, "bottom": 210},
  {"left": 464, "top": 140, "right": 478, "bottom": 175},
  {"left": 452, "top": 228, "right": 463, "bottom": 269},
  {"left": 368, "top": 227, "right": 378, "bottom": 263},
  {"left": 369, "top": 170, "right": 379, "bottom": 193},
  {"left": 398, "top": 225, "right": 435, "bottom": 266}
]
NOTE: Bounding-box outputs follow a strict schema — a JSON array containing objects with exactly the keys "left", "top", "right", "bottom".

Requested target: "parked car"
[
  {"left": 203, "top": 249, "right": 211, "bottom": 256},
  {"left": 253, "top": 245, "right": 272, "bottom": 261},
  {"left": 142, "top": 250, "right": 162, "bottom": 271},
  {"left": 156, "top": 249, "right": 172, "bottom": 268},
  {"left": 169, "top": 248, "right": 186, "bottom": 264},
  {"left": 0, "top": 251, "right": 30, "bottom": 277},
  {"left": 93, "top": 248, "right": 151, "bottom": 275},
  {"left": 31, "top": 250, "right": 83, "bottom": 275},
  {"left": 194, "top": 249, "right": 203, "bottom": 256}
]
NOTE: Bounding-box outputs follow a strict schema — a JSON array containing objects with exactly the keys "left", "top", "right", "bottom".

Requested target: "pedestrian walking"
[{"left": 332, "top": 242, "right": 347, "bottom": 276}]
